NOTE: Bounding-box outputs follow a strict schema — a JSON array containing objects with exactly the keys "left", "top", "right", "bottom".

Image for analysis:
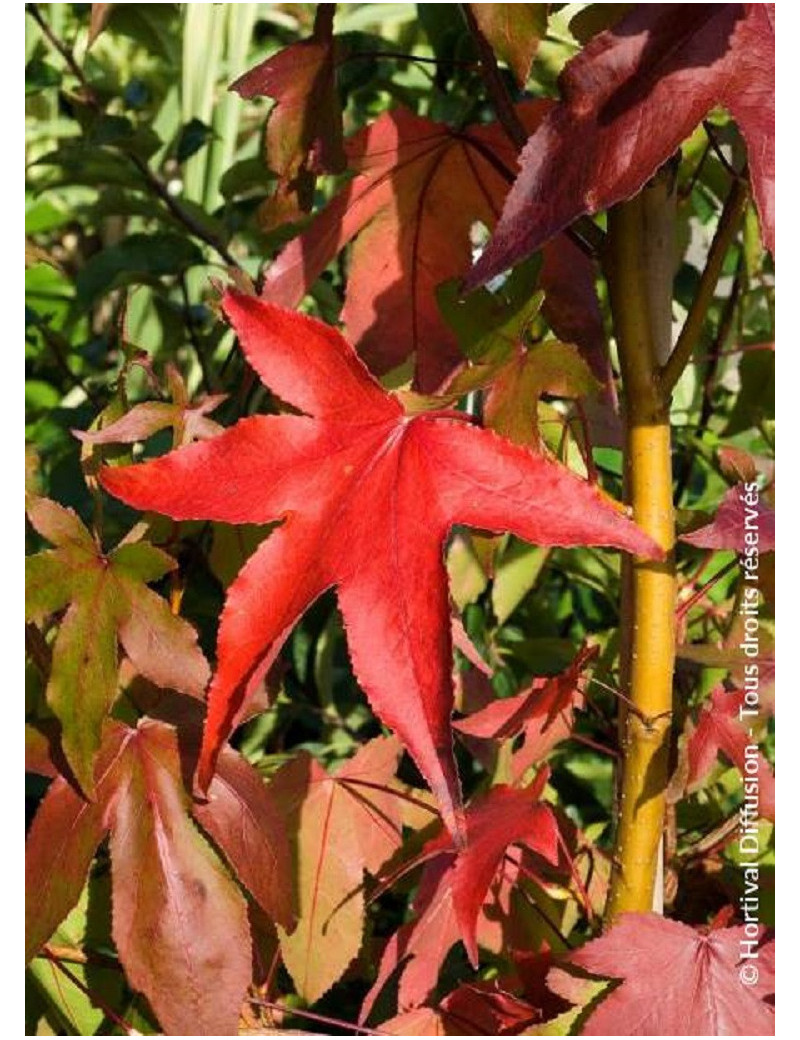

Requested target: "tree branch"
[{"left": 660, "top": 175, "right": 749, "bottom": 395}]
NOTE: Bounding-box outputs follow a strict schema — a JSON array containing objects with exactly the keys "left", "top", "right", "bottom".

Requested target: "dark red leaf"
[
  {"left": 469, "top": 3, "right": 775, "bottom": 289},
  {"left": 564, "top": 913, "right": 775, "bottom": 1035}
]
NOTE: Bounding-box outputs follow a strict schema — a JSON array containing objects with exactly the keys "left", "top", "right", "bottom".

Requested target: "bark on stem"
[{"left": 604, "top": 174, "right": 677, "bottom": 921}]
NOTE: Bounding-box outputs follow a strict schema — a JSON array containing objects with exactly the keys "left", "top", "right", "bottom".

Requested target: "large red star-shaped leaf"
[{"left": 100, "top": 292, "right": 658, "bottom": 841}]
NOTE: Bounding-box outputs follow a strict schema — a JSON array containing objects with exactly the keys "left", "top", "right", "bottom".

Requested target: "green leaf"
[
  {"left": 25, "top": 499, "right": 209, "bottom": 792},
  {"left": 176, "top": 117, "right": 216, "bottom": 163},
  {"left": 75, "top": 232, "right": 204, "bottom": 304},
  {"left": 492, "top": 538, "right": 549, "bottom": 623},
  {"left": 25, "top": 58, "right": 61, "bottom": 94}
]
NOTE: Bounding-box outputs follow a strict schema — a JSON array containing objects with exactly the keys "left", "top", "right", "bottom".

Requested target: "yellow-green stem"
[{"left": 604, "top": 177, "right": 677, "bottom": 921}]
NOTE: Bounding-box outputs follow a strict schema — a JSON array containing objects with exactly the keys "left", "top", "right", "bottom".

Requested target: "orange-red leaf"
[{"left": 100, "top": 293, "right": 660, "bottom": 843}]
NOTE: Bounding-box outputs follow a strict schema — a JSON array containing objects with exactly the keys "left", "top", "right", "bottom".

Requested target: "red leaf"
[
  {"left": 100, "top": 293, "right": 660, "bottom": 843},
  {"left": 107, "top": 720, "right": 252, "bottom": 1036},
  {"left": 361, "top": 857, "right": 461, "bottom": 1021},
  {"left": 469, "top": 3, "right": 775, "bottom": 289},
  {"left": 687, "top": 686, "right": 775, "bottom": 820},
  {"left": 455, "top": 644, "right": 598, "bottom": 773},
  {"left": 231, "top": 5, "right": 344, "bottom": 228},
  {"left": 363, "top": 780, "right": 560, "bottom": 1020},
  {"left": 260, "top": 106, "right": 521, "bottom": 389},
  {"left": 422, "top": 782, "right": 560, "bottom": 966},
  {"left": 564, "top": 913, "right": 774, "bottom": 1035},
  {"left": 261, "top": 101, "right": 613, "bottom": 394},
  {"left": 681, "top": 483, "right": 775, "bottom": 552},
  {"left": 192, "top": 743, "right": 295, "bottom": 929}
]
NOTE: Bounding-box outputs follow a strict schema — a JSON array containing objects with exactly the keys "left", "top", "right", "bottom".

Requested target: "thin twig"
[
  {"left": 178, "top": 273, "right": 215, "bottom": 392},
  {"left": 248, "top": 997, "right": 389, "bottom": 1036},
  {"left": 660, "top": 175, "right": 749, "bottom": 394},
  {"left": 41, "top": 949, "right": 135, "bottom": 1035},
  {"left": 26, "top": 3, "right": 239, "bottom": 269}
]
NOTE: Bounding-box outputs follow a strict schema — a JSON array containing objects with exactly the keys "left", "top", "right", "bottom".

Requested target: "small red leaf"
[
  {"left": 687, "top": 686, "right": 775, "bottom": 820},
  {"left": 422, "top": 782, "right": 560, "bottom": 966},
  {"left": 681, "top": 483, "right": 775, "bottom": 553}
]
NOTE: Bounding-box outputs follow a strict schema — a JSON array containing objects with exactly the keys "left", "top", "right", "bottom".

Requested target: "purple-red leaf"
[
  {"left": 469, "top": 3, "right": 775, "bottom": 289},
  {"left": 681, "top": 483, "right": 775, "bottom": 552},
  {"left": 564, "top": 913, "right": 774, "bottom": 1035}
]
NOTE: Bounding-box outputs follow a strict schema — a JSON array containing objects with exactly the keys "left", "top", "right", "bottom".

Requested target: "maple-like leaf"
[
  {"left": 24, "top": 498, "right": 209, "bottom": 792},
  {"left": 260, "top": 102, "right": 604, "bottom": 392},
  {"left": 362, "top": 779, "right": 560, "bottom": 1020},
  {"left": 421, "top": 780, "right": 560, "bottom": 966},
  {"left": 76, "top": 365, "right": 226, "bottom": 448},
  {"left": 267, "top": 738, "right": 403, "bottom": 1003},
  {"left": 100, "top": 293, "right": 659, "bottom": 842},
  {"left": 562, "top": 913, "right": 774, "bottom": 1035},
  {"left": 469, "top": 4, "right": 549, "bottom": 86},
  {"left": 455, "top": 644, "right": 598, "bottom": 777},
  {"left": 361, "top": 857, "right": 461, "bottom": 1022},
  {"left": 681, "top": 483, "right": 775, "bottom": 552},
  {"left": 469, "top": 3, "right": 775, "bottom": 289},
  {"left": 231, "top": 4, "right": 344, "bottom": 229},
  {"left": 687, "top": 686, "right": 775, "bottom": 820},
  {"left": 26, "top": 718, "right": 293, "bottom": 1034}
]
